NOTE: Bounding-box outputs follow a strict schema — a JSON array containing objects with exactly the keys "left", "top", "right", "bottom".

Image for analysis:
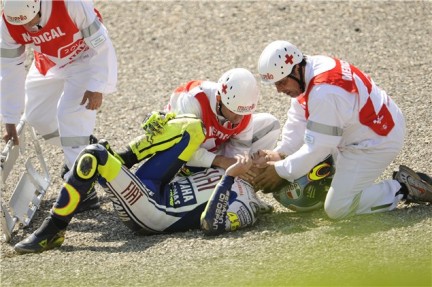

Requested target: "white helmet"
[
  {"left": 217, "top": 68, "right": 259, "bottom": 115},
  {"left": 3, "top": 0, "right": 41, "bottom": 25},
  {"left": 258, "top": 40, "right": 303, "bottom": 84}
]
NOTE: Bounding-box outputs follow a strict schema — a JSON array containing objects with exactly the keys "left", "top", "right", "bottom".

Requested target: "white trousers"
[
  {"left": 24, "top": 61, "right": 97, "bottom": 169},
  {"left": 324, "top": 107, "right": 406, "bottom": 219}
]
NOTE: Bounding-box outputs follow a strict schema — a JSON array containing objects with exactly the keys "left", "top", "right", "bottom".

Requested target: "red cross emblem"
[
  {"left": 285, "top": 54, "right": 294, "bottom": 65},
  {"left": 221, "top": 84, "right": 228, "bottom": 94}
]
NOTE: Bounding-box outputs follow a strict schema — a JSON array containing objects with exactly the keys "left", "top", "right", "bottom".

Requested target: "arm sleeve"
[
  {"left": 274, "top": 98, "right": 307, "bottom": 156},
  {"left": 186, "top": 147, "right": 216, "bottom": 168},
  {"left": 274, "top": 88, "right": 344, "bottom": 181},
  {"left": 0, "top": 20, "right": 27, "bottom": 124},
  {"left": 67, "top": 0, "right": 117, "bottom": 94},
  {"left": 200, "top": 175, "right": 234, "bottom": 235},
  {"left": 166, "top": 91, "right": 202, "bottom": 117}
]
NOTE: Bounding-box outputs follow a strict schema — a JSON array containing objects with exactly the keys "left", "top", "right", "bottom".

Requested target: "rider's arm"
[{"left": 200, "top": 175, "right": 233, "bottom": 236}]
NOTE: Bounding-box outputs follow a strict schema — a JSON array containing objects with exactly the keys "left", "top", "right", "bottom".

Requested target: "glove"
[{"left": 141, "top": 111, "right": 176, "bottom": 142}]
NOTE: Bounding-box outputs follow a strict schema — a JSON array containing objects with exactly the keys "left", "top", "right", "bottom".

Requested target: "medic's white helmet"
[
  {"left": 258, "top": 40, "right": 303, "bottom": 84},
  {"left": 3, "top": 0, "right": 41, "bottom": 25},
  {"left": 217, "top": 68, "right": 259, "bottom": 115}
]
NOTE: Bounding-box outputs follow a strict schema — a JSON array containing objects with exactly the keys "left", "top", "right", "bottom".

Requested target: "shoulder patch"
[{"left": 90, "top": 34, "right": 106, "bottom": 48}]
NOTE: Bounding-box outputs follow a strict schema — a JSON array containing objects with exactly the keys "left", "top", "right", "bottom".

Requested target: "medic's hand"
[
  {"left": 240, "top": 164, "right": 263, "bottom": 184},
  {"left": 3, "top": 123, "right": 19, "bottom": 145},
  {"left": 81, "top": 90, "right": 103, "bottom": 110},
  {"left": 252, "top": 163, "right": 285, "bottom": 193},
  {"left": 252, "top": 149, "right": 281, "bottom": 168}
]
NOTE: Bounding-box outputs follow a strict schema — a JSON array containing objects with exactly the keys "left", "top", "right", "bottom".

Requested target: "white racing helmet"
[
  {"left": 258, "top": 40, "right": 303, "bottom": 84},
  {"left": 217, "top": 68, "right": 259, "bottom": 115},
  {"left": 3, "top": 0, "right": 41, "bottom": 25}
]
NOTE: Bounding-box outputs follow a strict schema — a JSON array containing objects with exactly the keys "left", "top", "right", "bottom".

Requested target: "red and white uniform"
[
  {"left": 274, "top": 55, "right": 406, "bottom": 219},
  {"left": 166, "top": 80, "right": 280, "bottom": 167},
  {"left": 0, "top": 0, "right": 117, "bottom": 168}
]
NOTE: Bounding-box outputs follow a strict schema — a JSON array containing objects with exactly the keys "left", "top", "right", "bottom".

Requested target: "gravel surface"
[{"left": 1, "top": 1, "right": 431, "bottom": 286}]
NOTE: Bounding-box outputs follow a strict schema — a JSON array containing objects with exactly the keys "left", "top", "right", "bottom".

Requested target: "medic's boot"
[{"left": 394, "top": 165, "right": 432, "bottom": 203}]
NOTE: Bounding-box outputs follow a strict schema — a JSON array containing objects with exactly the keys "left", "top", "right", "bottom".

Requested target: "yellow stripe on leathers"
[
  {"left": 129, "top": 117, "right": 205, "bottom": 162},
  {"left": 53, "top": 117, "right": 204, "bottom": 217},
  {"left": 98, "top": 152, "right": 123, "bottom": 182}
]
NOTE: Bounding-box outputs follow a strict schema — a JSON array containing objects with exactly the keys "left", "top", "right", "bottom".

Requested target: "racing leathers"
[{"left": 47, "top": 116, "right": 272, "bottom": 235}]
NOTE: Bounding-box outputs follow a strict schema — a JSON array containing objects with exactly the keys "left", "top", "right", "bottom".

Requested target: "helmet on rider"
[
  {"left": 3, "top": 0, "right": 41, "bottom": 25},
  {"left": 257, "top": 40, "right": 303, "bottom": 84},
  {"left": 273, "top": 155, "right": 334, "bottom": 212},
  {"left": 217, "top": 68, "right": 259, "bottom": 115}
]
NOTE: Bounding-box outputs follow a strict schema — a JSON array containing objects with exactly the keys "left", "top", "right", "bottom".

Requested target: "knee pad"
[
  {"left": 83, "top": 144, "right": 110, "bottom": 164},
  {"left": 184, "top": 118, "right": 206, "bottom": 147},
  {"left": 74, "top": 144, "right": 109, "bottom": 180},
  {"left": 177, "top": 118, "right": 206, "bottom": 162}
]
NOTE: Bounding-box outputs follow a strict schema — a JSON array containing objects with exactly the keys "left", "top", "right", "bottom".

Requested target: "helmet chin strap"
[
  {"left": 218, "top": 101, "right": 224, "bottom": 117},
  {"left": 287, "top": 65, "right": 305, "bottom": 93},
  {"left": 217, "top": 102, "right": 235, "bottom": 128}
]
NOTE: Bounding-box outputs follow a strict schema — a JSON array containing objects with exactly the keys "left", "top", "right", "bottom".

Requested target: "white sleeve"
[
  {"left": 67, "top": 0, "right": 117, "bottom": 94},
  {"left": 274, "top": 141, "right": 333, "bottom": 181},
  {"left": 186, "top": 147, "right": 216, "bottom": 168},
  {"left": 274, "top": 98, "right": 307, "bottom": 156},
  {"left": 167, "top": 92, "right": 203, "bottom": 118},
  {"left": 0, "top": 19, "right": 27, "bottom": 124},
  {"left": 274, "top": 87, "right": 344, "bottom": 181}
]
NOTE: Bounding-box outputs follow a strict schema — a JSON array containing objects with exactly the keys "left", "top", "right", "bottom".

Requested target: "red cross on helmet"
[
  {"left": 217, "top": 68, "right": 259, "bottom": 115},
  {"left": 257, "top": 40, "right": 303, "bottom": 84},
  {"left": 3, "top": 0, "right": 41, "bottom": 25}
]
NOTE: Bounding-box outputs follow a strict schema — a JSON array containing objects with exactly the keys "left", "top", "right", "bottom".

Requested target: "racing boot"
[{"left": 14, "top": 217, "right": 66, "bottom": 254}]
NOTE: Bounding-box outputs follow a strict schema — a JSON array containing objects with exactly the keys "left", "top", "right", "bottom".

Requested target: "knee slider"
[
  {"left": 76, "top": 153, "right": 98, "bottom": 180},
  {"left": 84, "top": 144, "right": 109, "bottom": 165},
  {"left": 75, "top": 144, "right": 109, "bottom": 180}
]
